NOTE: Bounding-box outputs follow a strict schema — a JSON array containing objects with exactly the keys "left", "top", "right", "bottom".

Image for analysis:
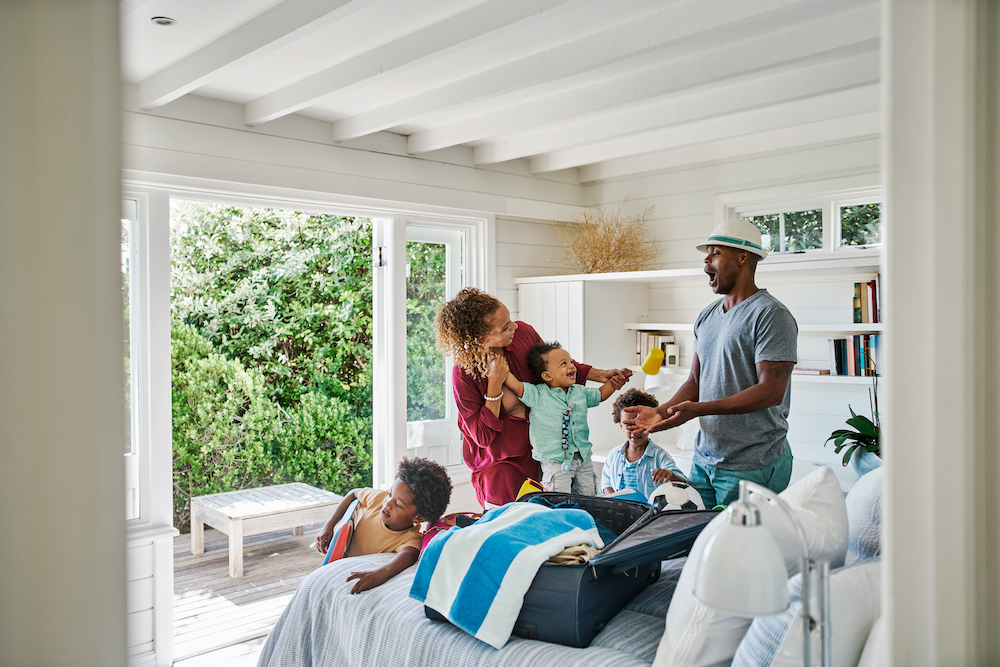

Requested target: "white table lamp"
[
  {"left": 643, "top": 368, "right": 671, "bottom": 395},
  {"left": 693, "top": 480, "right": 831, "bottom": 667}
]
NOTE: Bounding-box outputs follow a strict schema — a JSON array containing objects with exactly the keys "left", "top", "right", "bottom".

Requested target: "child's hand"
[
  {"left": 316, "top": 526, "right": 335, "bottom": 555},
  {"left": 346, "top": 567, "right": 391, "bottom": 593},
  {"left": 651, "top": 468, "right": 686, "bottom": 484},
  {"left": 609, "top": 373, "right": 628, "bottom": 390}
]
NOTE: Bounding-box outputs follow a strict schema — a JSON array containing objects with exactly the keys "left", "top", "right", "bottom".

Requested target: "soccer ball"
[{"left": 649, "top": 481, "right": 705, "bottom": 511}]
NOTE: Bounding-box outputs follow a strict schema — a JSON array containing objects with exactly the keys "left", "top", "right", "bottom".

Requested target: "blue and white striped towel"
[{"left": 409, "top": 502, "right": 604, "bottom": 649}]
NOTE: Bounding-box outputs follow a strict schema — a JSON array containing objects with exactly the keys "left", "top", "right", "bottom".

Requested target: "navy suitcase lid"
[{"left": 590, "top": 509, "right": 721, "bottom": 572}]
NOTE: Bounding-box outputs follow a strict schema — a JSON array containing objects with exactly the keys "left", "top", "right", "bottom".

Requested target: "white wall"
[
  {"left": 0, "top": 1, "right": 126, "bottom": 665},
  {"left": 585, "top": 136, "right": 881, "bottom": 268},
  {"left": 496, "top": 215, "right": 566, "bottom": 318}
]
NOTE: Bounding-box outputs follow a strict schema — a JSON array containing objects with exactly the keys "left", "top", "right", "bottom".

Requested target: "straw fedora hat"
[{"left": 695, "top": 219, "right": 768, "bottom": 260}]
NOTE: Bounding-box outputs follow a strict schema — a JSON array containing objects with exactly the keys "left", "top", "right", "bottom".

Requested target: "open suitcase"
[{"left": 425, "top": 492, "right": 720, "bottom": 648}]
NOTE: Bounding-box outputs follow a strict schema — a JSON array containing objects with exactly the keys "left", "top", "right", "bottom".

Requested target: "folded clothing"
[{"left": 409, "top": 502, "right": 603, "bottom": 649}]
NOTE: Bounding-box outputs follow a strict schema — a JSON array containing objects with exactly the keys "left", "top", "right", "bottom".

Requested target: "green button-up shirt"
[{"left": 520, "top": 383, "right": 602, "bottom": 462}]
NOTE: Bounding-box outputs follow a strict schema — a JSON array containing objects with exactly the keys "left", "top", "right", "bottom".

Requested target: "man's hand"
[
  {"left": 660, "top": 401, "right": 700, "bottom": 429},
  {"left": 622, "top": 405, "right": 666, "bottom": 434},
  {"left": 346, "top": 567, "right": 391, "bottom": 594},
  {"left": 651, "top": 468, "right": 686, "bottom": 484}
]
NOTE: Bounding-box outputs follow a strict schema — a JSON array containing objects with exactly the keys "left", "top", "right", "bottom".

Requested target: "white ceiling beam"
[
  {"left": 243, "top": 0, "right": 581, "bottom": 126},
  {"left": 404, "top": 4, "right": 879, "bottom": 153},
  {"left": 332, "top": 0, "right": 851, "bottom": 142},
  {"left": 472, "top": 52, "right": 880, "bottom": 166},
  {"left": 575, "top": 113, "right": 880, "bottom": 182},
  {"left": 530, "top": 86, "right": 880, "bottom": 174},
  {"left": 137, "top": 0, "right": 373, "bottom": 109}
]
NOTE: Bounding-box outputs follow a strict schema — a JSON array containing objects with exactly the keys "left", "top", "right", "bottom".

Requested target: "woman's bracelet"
[{"left": 484, "top": 390, "right": 504, "bottom": 402}]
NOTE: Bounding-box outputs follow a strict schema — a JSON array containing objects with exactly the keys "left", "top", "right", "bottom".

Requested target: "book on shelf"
[
  {"left": 793, "top": 368, "right": 831, "bottom": 375},
  {"left": 828, "top": 334, "right": 881, "bottom": 377},
  {"left": 635, "top": 330, "right": 675, "bottom": 366},
  {"left": 853, "top": 277, "right": 881, "bottom": 324}
]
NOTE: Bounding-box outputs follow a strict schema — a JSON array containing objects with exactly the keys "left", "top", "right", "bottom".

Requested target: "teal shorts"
[{"left": 688, "top": 446, "right": 793, "bottom": 507}]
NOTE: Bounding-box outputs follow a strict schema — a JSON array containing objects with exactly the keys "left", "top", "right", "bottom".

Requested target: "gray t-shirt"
[{"left": 693, "top": 289, "right": 798, "bottom": 470}]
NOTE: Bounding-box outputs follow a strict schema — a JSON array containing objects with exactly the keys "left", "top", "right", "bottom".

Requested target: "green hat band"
[{"left": 707, "top": 234, "right": 763, "bottom": 251}]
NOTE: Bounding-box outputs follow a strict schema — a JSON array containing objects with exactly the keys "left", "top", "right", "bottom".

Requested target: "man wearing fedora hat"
[{"left": 624, "top": 219, "right": 798, "bottom": 506}]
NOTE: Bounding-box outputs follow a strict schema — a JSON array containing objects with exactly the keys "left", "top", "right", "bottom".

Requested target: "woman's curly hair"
[
  {"left": 611, "top": 388, "right": 660, "bottom": 423},
  {"left": 396, "top": 457, "right": 453, "bottom": 525},
  {"left": 434, "top": 287, "right": 503, "bottom": 377}
]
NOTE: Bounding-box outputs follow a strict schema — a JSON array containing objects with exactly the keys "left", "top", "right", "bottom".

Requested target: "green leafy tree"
[
  {"left": 840, "top": 203, "right": 882, "bottom": 246},
  {"left": 171, "top": 201, "right": 373, "bottom": 411},
  {"left": 405, "top": 241, "right": 447, "bottom": 421},
  {"left": 169, "top": 202, "right": 376, "bottom": 531}
]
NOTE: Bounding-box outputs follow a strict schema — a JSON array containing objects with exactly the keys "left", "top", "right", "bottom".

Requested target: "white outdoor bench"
[{"left": 190, "top": 482, "right": 342, "bottom": 578}]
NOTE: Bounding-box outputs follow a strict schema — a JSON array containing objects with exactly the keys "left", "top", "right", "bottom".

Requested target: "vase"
[{"left": 850, "top": 448, "right": 882, "bottom": 477}]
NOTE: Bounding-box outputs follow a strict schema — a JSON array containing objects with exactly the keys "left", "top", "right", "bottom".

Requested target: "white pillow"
[
  {"left": 857, "top": 613, "right": 884, "bottom": 666},
  {"left": 652, "top": 466, "right": 849, "bottom": 667},
  {"left": 844, "top": 467, "right": 883, "bottom": 565},
  {"left": 731, "top": 558, "right": 882, "bottom": 667}
]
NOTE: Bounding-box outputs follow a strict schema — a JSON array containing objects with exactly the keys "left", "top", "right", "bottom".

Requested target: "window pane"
[
  {"left": 784, "top": 209, "right": 823, "bottom": 251},
  {"left": 745, "top": 215, "right": 780, "bottom": 253},
  {"left": 121, "top": 216, "right": 133, "bottom": 456},
  {"left": 840, "top": 203, "right": 882, "bottom": 247},
  {"left": 405, "top": 241, "right": 447, "bottom": 421}
]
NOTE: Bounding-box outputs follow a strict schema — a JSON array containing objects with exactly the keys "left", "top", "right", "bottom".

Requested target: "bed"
[
  {"left": 257, "top": 553, "right": 685, "bottom": 667},
  {"left": 257, "top": 466, "right": 885, "bottom": 667}
]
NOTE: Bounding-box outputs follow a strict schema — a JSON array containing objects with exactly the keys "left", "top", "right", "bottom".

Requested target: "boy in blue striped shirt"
[{"left": 601, "top": 388, "right": 686, "bottom": 500}]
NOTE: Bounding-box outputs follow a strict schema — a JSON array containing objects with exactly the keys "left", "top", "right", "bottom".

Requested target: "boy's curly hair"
[
  {"left": 526, "top": 341, "right": 562, "bottom": 383},
  {"left": 396, "top": 457, "right": 453, "bottom": 525},
  {"left": 611, "top": 388, "right": 660, "bottom": 423},
  {"left": 434, "top": 287, "right": 502, "bottom": 377}
]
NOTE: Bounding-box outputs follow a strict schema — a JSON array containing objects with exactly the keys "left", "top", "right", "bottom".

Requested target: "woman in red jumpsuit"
[{"left": 435, "top": 288, "right": 630, "bottom": 508}]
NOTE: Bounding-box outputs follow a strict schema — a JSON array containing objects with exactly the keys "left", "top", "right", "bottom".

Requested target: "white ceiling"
[{"left": 120, "top": 0, "right": 881, "bottom": 182}]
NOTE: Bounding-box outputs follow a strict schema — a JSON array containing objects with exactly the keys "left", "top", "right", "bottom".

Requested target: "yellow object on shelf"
[{"left": 641, "top": 348, "right": 664, "bottom": 375}]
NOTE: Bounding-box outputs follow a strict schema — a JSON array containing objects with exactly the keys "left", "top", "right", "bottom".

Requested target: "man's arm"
[
  {"left": 654, "top": 360, "right": 794, "bottom": 431},
  {"left": 624, "top": 354, "right": 701, "bottom": 433}
]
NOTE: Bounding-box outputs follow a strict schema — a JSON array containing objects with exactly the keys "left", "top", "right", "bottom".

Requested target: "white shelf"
[
  {"left": 626, "top": 322, "right": 883, "bottom": 334},
  {"left": 514, "top": 252, "right": 881, "bottom": 286},
  {"left": 624, "top": 322, "right": 693, "bottom": 332},
  {"left": 631, "top": 365, "right": 877, "bottom": 386}
]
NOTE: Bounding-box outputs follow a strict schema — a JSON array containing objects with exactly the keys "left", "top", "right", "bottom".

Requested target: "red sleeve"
[{"left": 452, "top": 365, "right": 504, "bottom": 462}]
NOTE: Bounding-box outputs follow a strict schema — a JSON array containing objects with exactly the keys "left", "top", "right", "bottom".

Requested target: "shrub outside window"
[
  {"left": 840, "top": 202, "right": 882, "bottom": 247},
  {"left": 744, "top": 209, "right": 823, "bottom": 254}
]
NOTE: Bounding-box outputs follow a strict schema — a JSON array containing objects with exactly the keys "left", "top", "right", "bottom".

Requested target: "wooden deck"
[{"left": 173, "top": 522, "right": 326, "bottom": 662}]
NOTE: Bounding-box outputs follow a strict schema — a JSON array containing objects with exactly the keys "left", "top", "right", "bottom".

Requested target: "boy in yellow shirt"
[{"left": 316, "top": 457, "right": 452, "bottom": 593}]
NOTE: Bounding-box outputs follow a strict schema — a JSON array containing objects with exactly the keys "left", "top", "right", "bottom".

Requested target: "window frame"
[{"left": 714, "top": 181, "right": 884, "bottom": 260}]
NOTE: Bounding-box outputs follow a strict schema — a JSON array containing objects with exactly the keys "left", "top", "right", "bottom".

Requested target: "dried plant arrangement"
[{"left": 552, "top": 199, "right": 661, "bottom": 274}]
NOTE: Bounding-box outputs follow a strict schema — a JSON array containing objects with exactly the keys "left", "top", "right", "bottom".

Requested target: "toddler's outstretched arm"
[
  {"left": 503, "top": 369, "right": 525, "bottom": 398},
  {"left": 598, "top": 370, "right": 629, "bottom": 401}
]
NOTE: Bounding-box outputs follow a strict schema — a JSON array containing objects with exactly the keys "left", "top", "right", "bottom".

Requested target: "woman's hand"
[
  {"left": 588, "top": 367, "right": 633, "bottom": 384},
  {"left": 486, "top": 352, "right": 509, "bottom": 384}
]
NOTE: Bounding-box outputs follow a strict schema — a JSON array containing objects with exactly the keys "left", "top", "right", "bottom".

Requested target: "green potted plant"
[{"left": 825, "top": 375, "right": 881, "bottom": 476}]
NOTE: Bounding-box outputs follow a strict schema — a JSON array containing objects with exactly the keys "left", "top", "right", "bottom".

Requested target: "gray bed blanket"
[{"left": 256, "top": 554, "right": 685, "bottom": 667}]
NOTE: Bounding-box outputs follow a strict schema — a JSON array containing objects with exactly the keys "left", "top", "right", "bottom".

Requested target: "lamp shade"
[
  {"left": 693, "top": 520, "right": 789, "bottom": 617},
  {"left": 643, "top": 369, "right": 671, "bottom": 395}
]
